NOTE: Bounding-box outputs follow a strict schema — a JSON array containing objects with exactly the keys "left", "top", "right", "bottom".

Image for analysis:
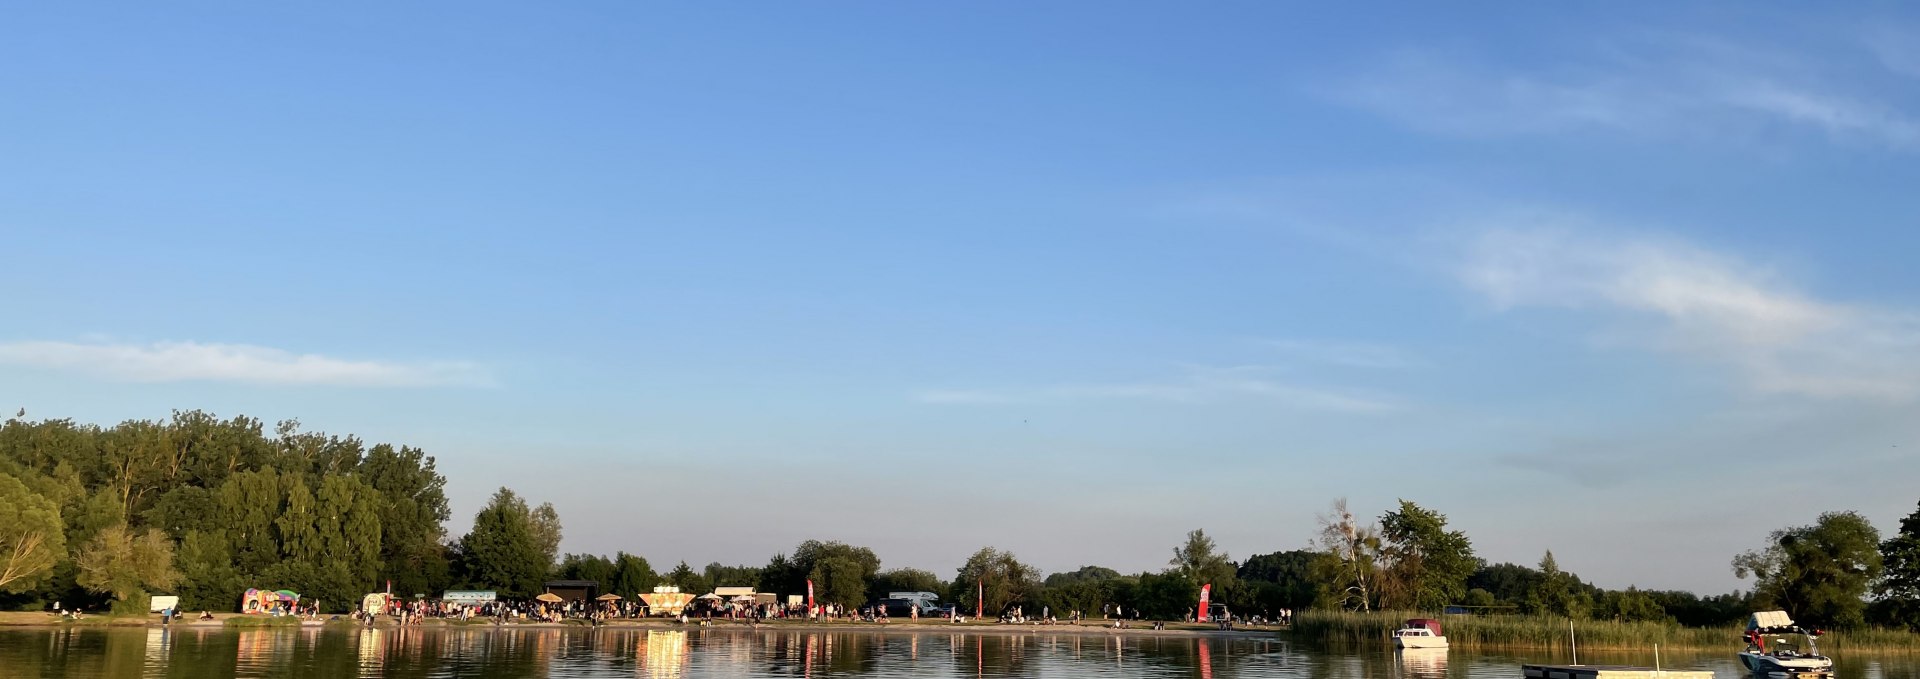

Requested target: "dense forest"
[
  {"left": 3, "top": 411, "right": 1917, "bottom": 631},
  {"left": 0, "top": 411, "right": 453, "bottom": 613}
]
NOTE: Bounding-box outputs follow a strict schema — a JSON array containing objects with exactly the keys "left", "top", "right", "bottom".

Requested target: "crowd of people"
[{"left": 244, "top": 591, "right": 1298, "bottom": 631}]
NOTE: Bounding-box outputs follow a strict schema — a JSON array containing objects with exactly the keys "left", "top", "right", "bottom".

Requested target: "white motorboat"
[
  {"left": 1392, "top": 618, "right": 1448, "bottom": 649},
  {"left": 1737, "top": 611, "right": 1832, "bottom": 677}
]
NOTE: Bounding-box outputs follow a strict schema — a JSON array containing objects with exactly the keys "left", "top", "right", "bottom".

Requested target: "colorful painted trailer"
[
  {"left": 239, "top": 588, "right": 299, "bottom": 614},
  {"left": 362, "top": 592, "right": 391, "bottom": 615}
]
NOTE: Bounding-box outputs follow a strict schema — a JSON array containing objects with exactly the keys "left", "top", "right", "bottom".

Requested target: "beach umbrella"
[
  {"left": 535, "top": 593, "right": 563, "bottom": 603},
  {"left": 596, "top": 594, "right": 623, "bottom": 601},
  {"left": 697, "top": 593, "right": 722, "bottom": 600}
]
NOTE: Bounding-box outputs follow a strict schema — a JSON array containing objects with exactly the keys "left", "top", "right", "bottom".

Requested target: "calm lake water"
[{"left": 1, "top": 626, "right": 1915, "bottom": 679}]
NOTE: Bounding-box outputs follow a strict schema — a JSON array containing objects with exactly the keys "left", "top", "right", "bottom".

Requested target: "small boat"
[
  {"left": 1392, "top": 618, "right": 1448, "bottom": 649},
  {"left": 1738, "top": 611, "right": 1832, "bottom": 677}
]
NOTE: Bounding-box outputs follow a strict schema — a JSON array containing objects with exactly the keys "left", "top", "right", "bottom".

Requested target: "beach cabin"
[
  {"left": 640, "top": 585, "right": 693, "bottom": 616},
  {"left": 542, "top": 580, "right": 599, "bottom": 602},
  {"left": 442, "top": 590, "right": 497, "bottom": 606}
]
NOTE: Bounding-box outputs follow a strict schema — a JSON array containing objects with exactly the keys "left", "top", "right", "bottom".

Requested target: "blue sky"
[{"left": 5, "top": 3, "right": 1920, "bottom": 594}]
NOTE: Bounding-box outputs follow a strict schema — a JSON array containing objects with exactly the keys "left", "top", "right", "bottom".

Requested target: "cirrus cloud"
[
  {"left": 0, "top": 339, "right": 492, "bottom": 388},
  {"left": 1330, "top": 35, "right": 1920, "bottom": 151},
  {"left": 1461, "top": 223, "right": 1920, "bottom": 401},
  {"left": 914, "top": 364, "right": 1395, "bottom": 412}
]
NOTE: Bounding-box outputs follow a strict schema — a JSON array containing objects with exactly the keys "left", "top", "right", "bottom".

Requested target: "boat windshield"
[{"left": 1754, "top": 633, "right": 1822, "bottom": 658}]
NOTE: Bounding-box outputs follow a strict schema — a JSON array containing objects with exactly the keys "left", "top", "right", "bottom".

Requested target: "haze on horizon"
[{"left": 5, "top": 3, "right": 1920, "bottom": 596}]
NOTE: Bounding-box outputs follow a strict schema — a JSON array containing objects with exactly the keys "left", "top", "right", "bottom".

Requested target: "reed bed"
[{"left": 1290, "top": 610, "right": 1920, "bottom": 653}]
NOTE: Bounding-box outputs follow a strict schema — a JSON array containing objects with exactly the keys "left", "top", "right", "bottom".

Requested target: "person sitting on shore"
[{"left": 199, "top": 611, "right": 215, "bottom": 621}]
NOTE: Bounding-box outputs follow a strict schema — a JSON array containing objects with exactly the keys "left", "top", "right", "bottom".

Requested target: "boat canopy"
[
  {"left": 1748, "top": 610, "right": 1813, "bottom": 634},
  {"left": 1405, "top": 618, "right": 1443, "bottom": 635}
]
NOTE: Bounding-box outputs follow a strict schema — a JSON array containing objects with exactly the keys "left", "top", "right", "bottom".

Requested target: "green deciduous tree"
[
  {"left": 529, "top": 502, "right": 562, "bottom": 572},
  {"left": 174, "top": 530, "right": 241, "bottom": 610},
  {"left": 951, "top": 546, "right": 1040, "bottom": 616},
  {"left": 1525, "top": 550, "right": 1592, "bottom": 618},
  {"left": 1237, "top": 550, "right": 1320, "bottom": 610},
  {"left": 760, "top": 553, "right": 802, "bottom": 598},
  {"left": 610, "top": 552, "right": 658, "bottom": 599},
  {"left": 1313, "top": 498, "right": 1382, "bottom": 610},
  {"left": 781, "top": 540, "right": 880, "bottom": 608},
  {"left": 1378, "top": 500, "right": 1476, "bottom": 611},
  {"left": 557, "top": 553, "right": 617, "bottom": 585},
  {"left": 1734, "top": 511, "right": 1883, "bottom": 628},
  {"left": 0, "top": 412, "right": 451, "bottom": 613},
  {"left": 703, "top": 562, "right": 762, "bottom": 590},
  {"left": 1130, "top": 571, "right": 1197, "bottom": 619},
  {"left": 871, "top": 567, "right": 944, "bottom": 599},
  {"left": 456, "top": 488, "right": 547, "bottom": 598},
  {"left": 1598, "top": 586, "right": 1671, "bottom": 623},
  {"left": 0, "top": 473, "right": 66, "bottom": 592},
  {"left": 1170, "top": 529, "right": 1236, "bottom": 589},
  {"left": 1037, "top": 568, "right": 1131, "bottom": 619},
  {"left": 1875, "top": 501, "right": 1920, "bottom": 629},
  {"left": 1045, "top": 566, "right": 1121, "bottom": 587},
  {"left": 666, "top": 561, "right": 709, "bottom": 595},
  {"left": 360, "top": 443, "right": 451, "bottom": 598},
  {"left": 1468, "top": 562, "right": 1542, "bottom": 607},
  {"left": 73, "top": 523, "right": 180, "bottom": 613}
]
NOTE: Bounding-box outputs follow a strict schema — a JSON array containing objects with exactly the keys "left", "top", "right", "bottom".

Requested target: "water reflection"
[
  {"left": 1394, "top": 648, "right": 1448, "bottom": 679},
  {"left": 4, "top": 627, "right": 1920, "bottom": 679},
  {"left": 637, "top": 630, "right": 689, "bottom": 679}
]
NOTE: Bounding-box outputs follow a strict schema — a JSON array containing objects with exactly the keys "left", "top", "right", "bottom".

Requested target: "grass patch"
[{"left": 1290, "top": 610, "right": 1920, "bottom": 653}]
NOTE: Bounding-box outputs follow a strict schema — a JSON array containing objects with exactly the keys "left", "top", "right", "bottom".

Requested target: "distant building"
[
  {"left": 443, "top": 591, "right": 497, "bottom": 605},
  {"left": 543, "top": 580, "right": 599, "bottom": 602}
]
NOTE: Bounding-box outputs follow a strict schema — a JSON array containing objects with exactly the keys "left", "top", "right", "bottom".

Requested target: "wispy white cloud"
[
  {"left": 1331, "top": 36, "right": 1920, "bottom": 150},
  {"left": 1262, "top": 339, "right": 1414, "bottom": 369},
  {"left": 0, "top": 339, "right": 491, "bottom": 388},
  {"left": 1865, "top": 24, "right": 1920, "bottom": 79},
  {"left": 1720, "top": 83, "right": 1920, "bottom": 148},
  {"left": 913, "top": 365, "right": 1394, "bottom": 412},
  {"left": 1332, "top": 51, "right": 1660, "bottom": 138},
  {"left": 1460, "top": 222, "right": 1920, "bottom": 400}
]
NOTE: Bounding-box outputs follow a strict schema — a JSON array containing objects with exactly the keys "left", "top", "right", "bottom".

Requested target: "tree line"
[{"left": 3, "top": 411, "right": 1918, "bottom": 630}]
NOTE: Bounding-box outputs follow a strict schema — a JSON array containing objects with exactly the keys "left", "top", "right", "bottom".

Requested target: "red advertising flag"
[
  {"left": 1198, "top": 583, "right": 1212, "bottom": 622},
  {"left": 977, "top": 578, "right": 984, "bottom": 619},
  {"left": 806, "top": 579, "right": 815, "bottom": 609}
]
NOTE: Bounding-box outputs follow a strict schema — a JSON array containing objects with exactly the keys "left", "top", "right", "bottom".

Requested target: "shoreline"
[{"left": 0, "top": 612, "right": 1283, "bottom": 638}]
